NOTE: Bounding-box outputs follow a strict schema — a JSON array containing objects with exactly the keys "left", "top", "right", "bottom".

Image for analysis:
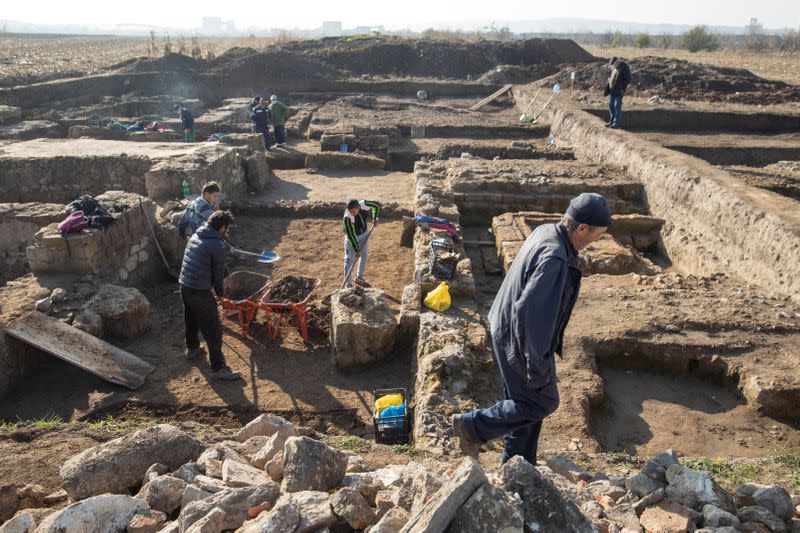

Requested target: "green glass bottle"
[{"left": 182, "top": 180, "right": 190, "bottom": 198}]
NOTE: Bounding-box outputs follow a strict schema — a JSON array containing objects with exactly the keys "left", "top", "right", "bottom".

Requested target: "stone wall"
[
  {"left": 407, "top": 161, "right": 496, "bottom": 455},
  {"left": 515, "top": 86, "right": 800, "bottom": 301},
  {"left": 26, "top": 192, "right": 165, "bottom": 286},
  {"left": 0, "top": 202, "right": 65, "bottom": 284},
  {"left": 0, "top": 152, "right": 153, "bottom": 203},
  {"left": 144, "top": 144, "right": 252, "bottom": 200}
]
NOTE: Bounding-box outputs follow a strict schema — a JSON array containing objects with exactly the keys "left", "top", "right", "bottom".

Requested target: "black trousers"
[{"left": 180, "top": 286, "right": 226, "bottom": 371}]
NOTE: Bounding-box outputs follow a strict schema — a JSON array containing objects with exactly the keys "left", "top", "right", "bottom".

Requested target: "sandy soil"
[
  {"left": 256, "top": 168, "right": 413, "bottom": 208},
  {"left": 0, "top": 138, "right": 206, "bottom": 159}
]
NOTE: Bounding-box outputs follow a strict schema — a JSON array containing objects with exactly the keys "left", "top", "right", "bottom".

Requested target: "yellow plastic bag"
[
  {"left": 424, "top": 282, "right": 451, "bottom": 312},
  {"left": 375, "top": 394, "right": 403, "bottom": 416}
]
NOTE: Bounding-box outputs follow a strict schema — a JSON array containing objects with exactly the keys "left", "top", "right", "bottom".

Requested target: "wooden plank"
[
  {"left": 468, "top": 84, "right": 513, "bottom": 111},
  {"left": 5, "top": 311, "right": 155, "bottom": 390}
]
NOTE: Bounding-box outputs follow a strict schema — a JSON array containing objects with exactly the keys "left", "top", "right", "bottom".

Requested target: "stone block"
[
  {"left": 305, "top": 152, "right": 386, "bottom": 170},
  {"left": 281, "top": 437, "right": 348, "bottom": 493},
  {"left": 81, "top": 284, "right": 151, "bottom": 339},
  {"left": 449, "top": 483, "right": 524, "bottom": 533},
  {"left": 330, "top": 287, "right": 397, "bottom": 369},
  {"left": 639, "top": 499, "right": 695, "bottom": 533}
]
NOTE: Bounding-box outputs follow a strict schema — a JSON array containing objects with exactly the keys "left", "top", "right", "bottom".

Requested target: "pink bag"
[{"left": 58, "top": 211, "right": 88, "bottom": 234}]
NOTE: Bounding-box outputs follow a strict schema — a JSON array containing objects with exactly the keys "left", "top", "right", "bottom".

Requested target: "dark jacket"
[
  {"left": 609, "top": 60, "right": 631, "bottom": 95},
  {"left": 177, "top": 197, "right": 214, "bottom": 239},
  {"left": 251, "top": 107, "right": 271, "bottom": 128},
  {"left": 179, "top": 223, "right": 227, "bottom": 296},
  {"left": 342, "top": 200, "right": 381, "bottom": 252},
  {"left": 488, "top": 223, "right": 582, "bottom": 387},
  {"left": 179, "top": 107, "right": 195, "bottom": 129}
]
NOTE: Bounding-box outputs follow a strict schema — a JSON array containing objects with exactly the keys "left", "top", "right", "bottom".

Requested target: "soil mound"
[
  {"left": 116, "top": 53, "right": 204, "bottom": 74},
  {"left": 263, "top": 275, "right": 317, "bottom": 303},
  {"left": 206, "top": 48, "right": 345, "bottom": 81},
  {"left": 477, "top": 64, "right": 560, "bottom": 84},
  {"left": 542, "top": 56, "right": 800, "bottom": 104},
  {"left": 276, "top": 36, "right": 595, "bottom": 79}
]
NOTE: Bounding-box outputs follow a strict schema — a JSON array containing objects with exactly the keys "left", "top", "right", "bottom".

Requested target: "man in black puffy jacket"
[
  {"left": 604, "top": 57, "right": 631, "bottom": 128},
  {"left": 178, "top": 210, "right": 241, "bottom": 380}
]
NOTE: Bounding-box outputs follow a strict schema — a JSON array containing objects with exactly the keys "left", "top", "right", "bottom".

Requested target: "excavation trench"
[{"left": 585, "top": 339, "right": 800, "bottom": 457}]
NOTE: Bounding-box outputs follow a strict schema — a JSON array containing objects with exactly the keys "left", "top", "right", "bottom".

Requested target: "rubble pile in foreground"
[{"left": 1, "top": 416, "right": 799, "bottom": 532}]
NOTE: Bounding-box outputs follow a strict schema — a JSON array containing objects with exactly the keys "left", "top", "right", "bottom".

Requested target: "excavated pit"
[{"left": 0, "top": 44, "right": 799, "bottom": 497}]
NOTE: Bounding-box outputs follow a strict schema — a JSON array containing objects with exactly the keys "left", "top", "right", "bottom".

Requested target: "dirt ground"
[
  {"left": 256, "top": 168, "right": 414, "bottom": 209},
  {"left": 0, "top": 217, "right": 414, "bottom": 432}
]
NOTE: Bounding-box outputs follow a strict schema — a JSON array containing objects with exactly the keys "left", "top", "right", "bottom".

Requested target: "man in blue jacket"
[
  {"left": 178, "top": 181, "right": 220, "bottom": 239},
  {"left": 452, "top": 193, "right": 612, "bottom": 463},
  {"left": 179, "top": 210, "right": 241, "bottom": 381},
  {"left": 175, "top": 104, "right": 196, "bottom": 142},
  {"left": 251, "top": 100, "right": 271, "bottom": 149}
]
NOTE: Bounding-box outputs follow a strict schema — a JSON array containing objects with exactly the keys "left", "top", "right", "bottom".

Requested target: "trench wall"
[
  {"left": 515, "top": 87, "right": 800, "bottom": 302},
  {"left": 581, "top": 108, "right": 800, "bottom": 132},
  {"left": 0, "top": 203, "right": 65, "bottom": 284}
]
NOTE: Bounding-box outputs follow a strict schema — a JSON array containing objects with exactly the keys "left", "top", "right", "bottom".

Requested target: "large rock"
[
  {"left": 371, "top": 507, "right": 410, "bottom": 533},
  {"left": 60, "top": 424, "right": 204, "bottom": 501},
  {"left": 234, "top": 414, "right": 296, "bottom": 442},
  {"left": 546, "top": 455, "right": 592, "bottom": 483},
  {"left": 400, "top": 457, "right": 487, "bottom": 533},
  {"left": 238, "top": 500, "right": 300, "bottom": 533},
  {"left": 0, "top": 512, "right": 35, "bottom": 533},
  {"left": 638, "top": 499, "right": 695, "bottom": 533},
  {"left": 500, "top": 456, "right": 594, "bottom": 533},
  {"left": 281, "top": 437, "right": 348, "bottom": 492},
  {"left": 185, "top": 507, "right": 225, "bottom": 533},
  {"left": 738, "top": 506, "right": 787, "bottom": 533},
  {"left": 665, "top": 464, "right": 736, "bottom": 513},
  {"left": 178, "top": 483, "right": 279, "bottom": 532},
  {"left": 81, "top": 284, "right": 151, "bottom": 339},
  {"left": 275, "top": 491, "right": 336, "bottom": 533},
  {"left": 331, "top": 287, "right": 397, "bottom": 368},
  {"left": 250, "top": 432, "right": 290, "bottom": 468},
  {"left": 331, "top": 487, "right": 377, "bottom": 529},
  {"left": 127, "top": 508, "right": 167, "bottom": 533},
  {"left": 36, "top": 494, "right": 148, "bottom": 533},
  {"left": 136, "top": 475, "right": 187, "bottom": 514},
  {"left": 222, "top": 459, "right": 271, "bottom": 487},
  {"left": 702, "top": 504, "right": 741, "bottom": 529},
  {"left": 449, "top": 483, "right": 524, "bottom": 533},
  {"left": 735, "top": 484, "right": 795, "bottom": 521}
]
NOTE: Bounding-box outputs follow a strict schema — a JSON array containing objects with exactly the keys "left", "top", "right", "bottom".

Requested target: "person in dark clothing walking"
[
  {"left": 251, "top": 100, "right": 271, "bottom": 149},
  {"left": 249, "top": 96, "right": 262, "bottom": 133},
  {"left": 604, "top": 57, "right": 630, "bottom": 128},
  {"left": 452, "top": 193, "right": 612, "bottom": 464},
  {"left": 342, "top": 199, "right": 381, "bottom": 288},
  {"left": 179, "top": 210, "right": 242, "bottom": 381},
  {"left": 175, "top": 104, "right": 196, "bottom": 142}
]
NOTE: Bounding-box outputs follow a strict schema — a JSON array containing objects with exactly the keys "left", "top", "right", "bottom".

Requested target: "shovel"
[
  {"left": 139, "top": 199, "right": 180, "bottom": 279},
  {"left": 231, "top": 248, "right": 281, "bottom": 264},
  {"left": 519, "top": 87, "right": 542, "bottom": 121},
  {"left": 525, "top": 84, "right": 562, "bottom": 124}
]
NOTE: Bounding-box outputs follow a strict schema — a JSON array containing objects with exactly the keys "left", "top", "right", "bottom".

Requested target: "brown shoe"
[{"left": 451, "top": 414, "right": 480, "bottom": 458}]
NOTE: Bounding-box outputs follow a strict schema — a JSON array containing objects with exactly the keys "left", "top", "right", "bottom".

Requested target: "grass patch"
[
  {"left": 608, "top": 451, "right": 636, "bottom": 469},
  {"left": 683, "top": 456, "right": 763, "bottom": 487},
  {"left": 772, "top": 447, "right": 800, "bottom": 490},
  {"left": 322, "top": 435, "right": 370, "bottom": 453},
  {"left": 86, "top": 415, "right": 176, "bottom": 434},
  {"left": 33, "top": 413, "right": 64, "bottom": 427}
]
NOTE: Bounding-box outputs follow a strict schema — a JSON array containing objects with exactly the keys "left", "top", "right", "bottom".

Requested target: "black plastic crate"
[
  {"left": 372, "top": 388, "right": 410, "bottom": 444},
  {"left": 428, "top": 238, "right": 457, "bottom": 280}
]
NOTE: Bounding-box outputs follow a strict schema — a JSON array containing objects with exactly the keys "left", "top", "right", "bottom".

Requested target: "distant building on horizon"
[{"left": 322, "top": 21, "right": 342, "bottom": 37}]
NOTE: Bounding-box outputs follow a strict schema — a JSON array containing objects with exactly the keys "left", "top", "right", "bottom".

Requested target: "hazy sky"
[{"left": 3, "top": 0, "right": 799, "bottom": 30}]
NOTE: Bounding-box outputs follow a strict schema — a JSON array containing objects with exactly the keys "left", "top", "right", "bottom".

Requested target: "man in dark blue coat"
[
  {"left": 174, "top": 104, "right": 196, "bottom": 142},
  {"left": 250, "top": 100, "right": 271, "bottom": 149},
  {"left": 452, "top": 193, "right": 612, "bottom": 463},
  {"left": 179, "top": 210, "right": 241, "bottom": 380}
]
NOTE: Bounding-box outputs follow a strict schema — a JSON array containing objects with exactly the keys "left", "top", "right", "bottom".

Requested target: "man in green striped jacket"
[{"left": 343, "top": 199, "right": 381, "bottom": 288}]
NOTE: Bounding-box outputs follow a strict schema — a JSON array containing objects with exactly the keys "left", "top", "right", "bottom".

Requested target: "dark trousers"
[
  {"left": 462, "top": 335, "right": 560, "bottom": 464},
  {"left": 255, "top": 124, "right": 271, "bottom": 148},
  {"left": 608, "top": 92, "right": 623, "bottom": 125},
  {"left": 180, "top": 286, "right": 226, "bottom": 371},
  {"left": 273, "top": 124, "right": 286, "bottom": 144}
]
